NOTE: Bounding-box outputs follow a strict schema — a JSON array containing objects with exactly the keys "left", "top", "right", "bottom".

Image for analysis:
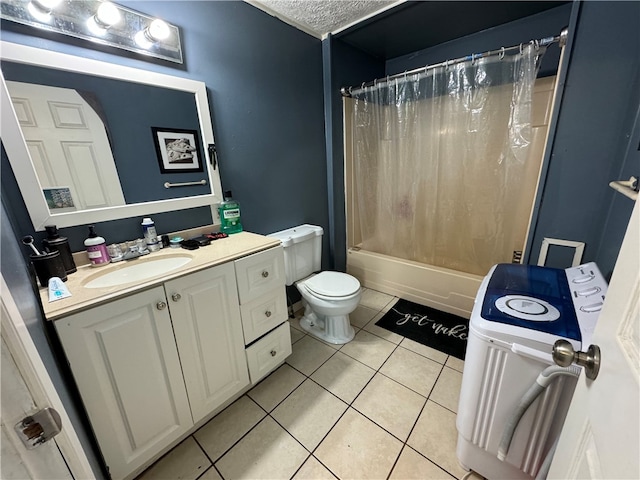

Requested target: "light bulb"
[
  {"left": 95, "top": 2, "right": 121, "bottom": 27},
  {"left": 146, "top": 19, "right": 170, "bottom": 41}
]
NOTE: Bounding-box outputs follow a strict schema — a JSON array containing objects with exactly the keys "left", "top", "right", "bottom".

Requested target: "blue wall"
[
  {"left": 2, "top": 0, "right": 328, "bottom": 254},
  {"left": 323, "top": 37, "right": 385, "bottom": 270},
  {"left": 1, "top": 3, "right": 327, "bottom": 475},
  {"left": 529, "top": 1, "right": 639, "bottom": 279}
]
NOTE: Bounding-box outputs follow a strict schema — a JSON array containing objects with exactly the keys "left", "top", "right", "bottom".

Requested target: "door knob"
[{"left": 552, "top": 339, "right": 601, "bottom": 380}]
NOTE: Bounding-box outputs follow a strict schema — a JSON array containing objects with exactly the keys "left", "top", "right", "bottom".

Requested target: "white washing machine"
[{"left": 456, "top": 262, "right": 607, "bottom": 479}]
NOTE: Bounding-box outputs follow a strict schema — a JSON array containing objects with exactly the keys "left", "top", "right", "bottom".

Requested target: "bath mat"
[{"left": 375, "top": 299, "right": 468, "bottom": 360}]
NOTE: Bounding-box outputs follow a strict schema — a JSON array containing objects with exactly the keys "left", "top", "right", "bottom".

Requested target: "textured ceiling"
[{"left": 248, "top": 0, "right": 399, "bottom": 38}]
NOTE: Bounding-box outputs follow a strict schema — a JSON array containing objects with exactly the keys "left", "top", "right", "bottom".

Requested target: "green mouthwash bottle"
[{"left": 218, "top": 191, "right": 242, "bottom": 234}]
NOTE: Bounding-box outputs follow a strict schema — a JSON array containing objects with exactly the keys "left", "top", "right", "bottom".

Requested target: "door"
[
  {"left": 1, "top": 335, "right": 71, "bottom": 480},
  {"left": 6, "top": 81, "right": 125, "bottom": 211},
  {"left": 166, "top": 263, "right": 249, "bottom": 423},
  {"left": 55, "top": 286, "right": 193, "bottom": 480},
  {"left": 548, "top": 197, "right": 639, "bottom": 479}
]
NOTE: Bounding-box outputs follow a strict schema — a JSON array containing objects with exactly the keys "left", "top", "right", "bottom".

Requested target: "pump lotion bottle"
[{"left": 85, "top": 225, "right": 110, "bottom": 267}]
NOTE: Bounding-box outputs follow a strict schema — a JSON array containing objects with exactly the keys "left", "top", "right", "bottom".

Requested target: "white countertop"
[{"left": 40, "top": 231, "right": 281, "bottom": 320}]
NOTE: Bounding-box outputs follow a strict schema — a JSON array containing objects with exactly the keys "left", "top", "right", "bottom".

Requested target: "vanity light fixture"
[{"left": 1, "top": 0, "right": 183, "bottom": 64}]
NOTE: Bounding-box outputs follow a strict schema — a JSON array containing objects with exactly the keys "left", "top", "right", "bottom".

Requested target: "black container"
[
  {"left": 42, "top": 225, "right": 77, "bottom": 274},
  {"left": 31, "top": 251, "right": 67, "bottom": 288}
]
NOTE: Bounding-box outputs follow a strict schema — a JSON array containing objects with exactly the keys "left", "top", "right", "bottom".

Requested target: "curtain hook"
[
  {"left": 500, "top": 47, "right": 505, "bottom": 60},
  {"left": 361, "top": 82, "right": 366, "bottom": 90},
  {"left": 534, "top": 39, "right": 540, "bottom": 51},
  {"left": 404, "top": 70, "right": 408, "bottom": 80},
  {"left": 519, "top": 43, "right": 523, "bottom": 55}
]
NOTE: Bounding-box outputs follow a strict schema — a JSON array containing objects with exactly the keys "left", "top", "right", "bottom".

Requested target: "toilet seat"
[{"left": 303, "top": 271, "right": 361, "bottom": 300}]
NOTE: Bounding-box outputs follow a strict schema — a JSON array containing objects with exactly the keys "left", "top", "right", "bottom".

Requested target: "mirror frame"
[{"left": 0, "top": 41, "right": 223, "bottom": 231}]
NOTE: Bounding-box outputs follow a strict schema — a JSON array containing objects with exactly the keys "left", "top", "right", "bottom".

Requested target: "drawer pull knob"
[
  {"left": 262, "top": 271, "right": 269, "bottom": 278},
  {"left": 270, "top": 350, "right": 277, "bottom": 357},
  {"left": 171, "top": 293, "right": 182, "bottom": 302},
  {"left": 265, "top": 310, "right": 272, "bottom": 318},
  {"left": 156, "top": 301, "right": 167, "bottom": 310}
]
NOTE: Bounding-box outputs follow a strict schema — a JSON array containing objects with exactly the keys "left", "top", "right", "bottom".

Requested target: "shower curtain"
[{"left": 351, "top": 44, "right": 545, "bottom": 276}]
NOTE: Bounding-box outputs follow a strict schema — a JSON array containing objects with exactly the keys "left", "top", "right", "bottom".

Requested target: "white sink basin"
[{"left": 83, "top": 255, "right": 193, "bottom": 289}]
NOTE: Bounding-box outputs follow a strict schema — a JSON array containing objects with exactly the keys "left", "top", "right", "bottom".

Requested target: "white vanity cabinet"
[
  {"left": 54, "top": 244, "right": 291, "bottom": 480},
  {"left": 55, "top": 286, "right": 195, "bottom": 480}
]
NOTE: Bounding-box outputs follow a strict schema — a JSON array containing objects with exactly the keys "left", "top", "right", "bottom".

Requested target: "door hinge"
[
  {"left": 15, "top": 407, "right": 62, "bottom": 449},
  {"left": 512, "top": 251, "right": 523, "bottom": 263}
]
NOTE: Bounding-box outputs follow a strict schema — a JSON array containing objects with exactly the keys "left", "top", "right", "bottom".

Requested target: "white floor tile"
[
  {"left": 349, "top": 305, "right": 380, "bottom": 329},
  {"left": 430, "top": 366, "right": 463, "bottom": 413},
  {"left": 446, "top": 355, "right": 465, "bottom": 373},
  {"left": 380, "top": 346, "right": 443, "bottom": 396},
  {"left": 352, "top": 373, "right": 425, "bottom": 441},
  {"left": 359, "top": 288, "right": 396, "bottom": 311},
  {"left": 215, "top": 416, "right": 308, "bottom": 480},
  {"left": 400, "top": 337, "right": 449, "bottom": 364},
  {"left": 315, "top": 408, "right": 403, "bottom": 480},
  {"left": 286, "top": 335, "right": 337, "bottom": 375},
  {"left": 407, "top": 401, "right": 467, "bottom": 479},
  {"left": 194, "top": 396, "right": 266, "bottom": 462},
  {"left": 340, "top": 329, "right": 396, "bottom": 370},
  {"left": 272, "top": 379, "right": 348, "bottom": 450},
  {"left": 247, "top": 364, "right": 305, "bottom": 412},
  {"left": 389, "top": 446, "right": 455, "bottom": 479},
  {"left": 310, "top": 351, "right": 376, "bottom": 404},
  {"left": 137, "top": 437, "right": 210, "bottom": 480}
]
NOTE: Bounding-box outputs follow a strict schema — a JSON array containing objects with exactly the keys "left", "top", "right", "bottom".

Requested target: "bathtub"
[{"left": 346, "top": 246, "right": 483, "bottom": 319}]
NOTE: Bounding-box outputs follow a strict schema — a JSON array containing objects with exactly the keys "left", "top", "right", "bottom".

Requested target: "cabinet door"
[
  {"left": 55, "top": 287, "right": 192, "bottom": 480},
  {"left": 165, "top": 263, "right": 249, "bottom": 423}
]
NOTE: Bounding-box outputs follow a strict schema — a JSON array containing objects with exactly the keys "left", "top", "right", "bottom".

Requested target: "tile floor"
[{"left": 137, "top": 288, "right": 484, "bottom": 480}]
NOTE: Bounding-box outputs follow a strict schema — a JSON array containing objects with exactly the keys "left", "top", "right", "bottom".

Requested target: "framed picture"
[
  {"left": 152, "top": 127, "right": 204, "bottom": 173},
  {"left": 43, "top": 187, "right": 77, "bottom": 212}
]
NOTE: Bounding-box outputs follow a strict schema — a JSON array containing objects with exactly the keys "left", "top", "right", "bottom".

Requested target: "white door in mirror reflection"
[{"left": 6, "top": 81, "right": 125, "bottom": 212}]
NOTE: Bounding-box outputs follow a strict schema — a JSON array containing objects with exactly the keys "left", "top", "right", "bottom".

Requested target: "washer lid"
[
  {"left": 305, "top": 272, "right": 360, "bottom": 297},
  {"left": 480, "top": 264, "right": 580, "bottom": 341}
]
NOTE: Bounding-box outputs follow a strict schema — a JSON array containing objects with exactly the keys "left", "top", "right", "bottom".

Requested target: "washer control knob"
[
  {"left": 573, "top": 274, "right": 595, "bottom": 284},
  {"left": 576, "top": 286, "right": 601, "bottom": 297}
]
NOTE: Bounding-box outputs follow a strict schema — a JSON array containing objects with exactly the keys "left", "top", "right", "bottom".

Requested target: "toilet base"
[{"left": 299, "top": 311, "right": 355, "bottom": 345}]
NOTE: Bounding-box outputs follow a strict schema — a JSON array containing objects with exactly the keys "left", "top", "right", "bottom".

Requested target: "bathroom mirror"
[{"left": 0, "top": 41, "right": 223, "bottom": 231}]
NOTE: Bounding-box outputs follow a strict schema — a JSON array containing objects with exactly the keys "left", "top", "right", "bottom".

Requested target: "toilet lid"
[{"left": 305, "top": 272, "right": 360, "bottom": 298}]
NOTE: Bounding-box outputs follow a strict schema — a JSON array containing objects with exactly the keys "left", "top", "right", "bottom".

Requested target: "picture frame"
[
  {"left": 43, "top": 187, "right": 77, "bottom": 212},
  {"left": 152, "top": 127, "right": 204, "bottom": 173}
]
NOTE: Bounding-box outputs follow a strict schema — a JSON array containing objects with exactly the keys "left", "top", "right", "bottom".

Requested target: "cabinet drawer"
[
  {"left": 240, "top": 288, "right": 288, "bottom": 345},
  {"left": 245, "top": 322, "right": 292, "bottom": 384},
  {"left": 235, "top": 246, "right": 285, "bottom": 303}
]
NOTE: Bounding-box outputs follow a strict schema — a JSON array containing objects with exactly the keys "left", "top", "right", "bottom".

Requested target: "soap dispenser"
[
  {"left": 84, "top": 226, "right": 110, "bottom": 267},
  {"left": 218, "top": 191, "right": 242, "bottom": 234}
]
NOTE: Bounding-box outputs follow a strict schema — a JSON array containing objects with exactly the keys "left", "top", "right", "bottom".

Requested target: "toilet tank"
[{"left": 268, "top": 224, "right": 322, "bottom": 285}]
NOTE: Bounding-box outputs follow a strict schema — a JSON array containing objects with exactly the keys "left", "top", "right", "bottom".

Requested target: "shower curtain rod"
[{"left": 341, "top": 28, "right": 568, "bottom": 97}]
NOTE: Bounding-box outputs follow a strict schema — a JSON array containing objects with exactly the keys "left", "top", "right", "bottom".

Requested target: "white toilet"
[{"left": 269, "top": 224, "right": 361, "bottom": 344}]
